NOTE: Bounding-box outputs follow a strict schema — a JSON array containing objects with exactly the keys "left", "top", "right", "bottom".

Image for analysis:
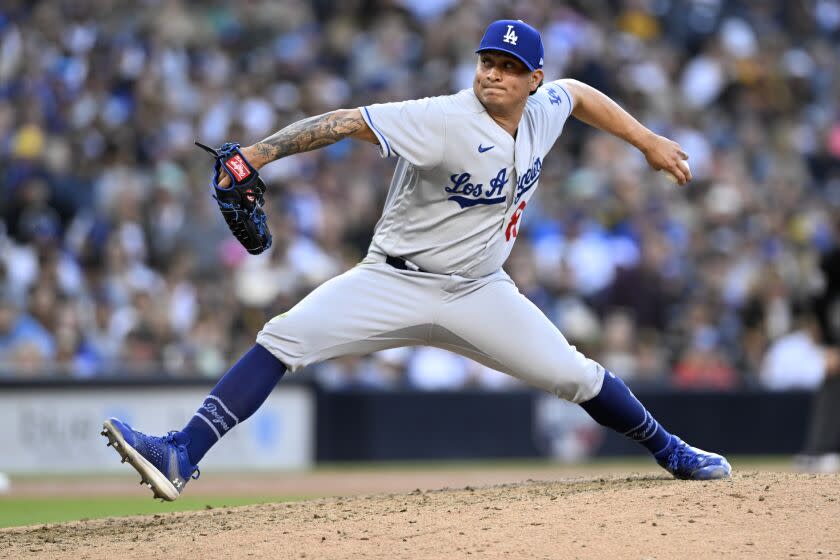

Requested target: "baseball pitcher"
[{"left": 102, "top": 20, "right": 729, "bottom": 501}]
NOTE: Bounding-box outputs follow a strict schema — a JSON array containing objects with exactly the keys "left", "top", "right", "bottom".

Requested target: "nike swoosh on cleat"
[{"left": 478, "top": 144, "right": 494, "bottom": 153}]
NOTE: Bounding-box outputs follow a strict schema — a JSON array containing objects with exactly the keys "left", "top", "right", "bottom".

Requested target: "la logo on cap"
[{"left": 502, "top": 24, "right": 518, "bottom": 45}]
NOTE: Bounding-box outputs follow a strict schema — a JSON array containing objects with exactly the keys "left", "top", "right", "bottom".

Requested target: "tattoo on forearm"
[{"left": 253, "top": 110, "right": 366, "bottom": 163}]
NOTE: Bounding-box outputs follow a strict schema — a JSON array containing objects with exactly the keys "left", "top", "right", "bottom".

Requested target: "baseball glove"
[{"left": 195, "top": 141, "right": 272, "bottom": 255}]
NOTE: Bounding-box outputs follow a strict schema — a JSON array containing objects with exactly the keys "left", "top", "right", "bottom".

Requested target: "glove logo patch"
[{"left": 225, "top": 155, "right": 252, "bottom": 182}]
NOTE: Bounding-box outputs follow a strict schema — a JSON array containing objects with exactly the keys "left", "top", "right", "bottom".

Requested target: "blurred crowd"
[{"left": 1, "top": 0, "right": 839, "bottom": 391}]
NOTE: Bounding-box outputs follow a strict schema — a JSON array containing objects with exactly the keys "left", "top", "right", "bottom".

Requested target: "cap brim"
[{"left": 475, "top": 47, "right": 537, "bottom": 71}]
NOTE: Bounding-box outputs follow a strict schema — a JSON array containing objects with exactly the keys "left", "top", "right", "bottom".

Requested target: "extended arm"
[
  {"left": 250, "top": 108, "right": 378, "bottom": 165},
  {"left": 559, "top": 79, "right": 692, "bottom": 184},
  {"left": 218, "top": 109, "right": 377, "bottom": 186}
]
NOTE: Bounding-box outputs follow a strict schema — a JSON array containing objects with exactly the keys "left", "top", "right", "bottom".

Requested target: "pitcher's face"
[{"left": 473, "top": 51, "right": 542, "bottom": 111}]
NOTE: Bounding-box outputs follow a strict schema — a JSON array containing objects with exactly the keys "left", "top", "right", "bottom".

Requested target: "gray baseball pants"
[{"left": 256, "top": 254, "right": 605, "bottom": 403}]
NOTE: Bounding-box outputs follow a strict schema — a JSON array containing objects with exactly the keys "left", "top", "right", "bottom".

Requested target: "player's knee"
[
  {"left": 551, "top": 359, "right": 605, "bottom": 404},
  {"left": 255, "top": 320, "right": 307, "bottom": 373}
]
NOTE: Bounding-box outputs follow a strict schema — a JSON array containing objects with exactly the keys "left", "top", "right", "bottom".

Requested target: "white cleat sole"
[{"left": 101, "top": 420, "right": 180, "bottom": 501}]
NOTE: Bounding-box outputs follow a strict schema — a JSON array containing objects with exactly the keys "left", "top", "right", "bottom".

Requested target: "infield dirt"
[{"left": 2, "top": 471, "right": 838, "bottom": 559}]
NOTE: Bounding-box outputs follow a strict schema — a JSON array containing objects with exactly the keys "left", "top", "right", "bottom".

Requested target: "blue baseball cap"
[{"left": 476, "top": 20, "right": 544, "bottom": 71}]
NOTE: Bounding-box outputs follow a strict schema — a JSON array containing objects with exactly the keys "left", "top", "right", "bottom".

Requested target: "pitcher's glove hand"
[{"left": 196, "top": 141, "right": 272, "bottom": 255}]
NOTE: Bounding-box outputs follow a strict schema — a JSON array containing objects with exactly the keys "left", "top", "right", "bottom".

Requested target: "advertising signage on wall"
[{"left": 0, "top": 386, "right": 314, "bottom": 473}]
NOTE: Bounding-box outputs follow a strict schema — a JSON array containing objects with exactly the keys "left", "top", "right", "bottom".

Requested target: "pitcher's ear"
[{"left": 530, "top": 70, "right": 544, "bottom": 95}]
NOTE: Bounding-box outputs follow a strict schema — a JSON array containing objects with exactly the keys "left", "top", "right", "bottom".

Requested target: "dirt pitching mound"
[{"left": 2, "top": 472, "right": 838, "bottom": 559}]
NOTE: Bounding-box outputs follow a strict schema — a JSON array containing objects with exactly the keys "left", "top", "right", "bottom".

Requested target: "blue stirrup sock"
[
  {"left": 580, "top": 370, "right": 674, "bottom": 458},
  {"left": 176, "top": 344, "right": 287, "bottom": 465}
]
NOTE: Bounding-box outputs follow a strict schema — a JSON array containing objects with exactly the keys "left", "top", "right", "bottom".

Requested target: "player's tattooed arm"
[
  {"left": 247, "top": 109, "right": 378, "bottom": 168},
  {"left": 560, "top": 79, "right": 691, "bottom": 185},
  {"left": 212, "top": 110, "right": 377, "bottom": 187}
]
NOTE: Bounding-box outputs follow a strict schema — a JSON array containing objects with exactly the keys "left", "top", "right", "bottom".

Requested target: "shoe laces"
[
  {"left": 162, "top": 431, "right": 200, "bottom": 479},
  {"left": 668, "top": 441, "right": 703, "bottom": 473}
]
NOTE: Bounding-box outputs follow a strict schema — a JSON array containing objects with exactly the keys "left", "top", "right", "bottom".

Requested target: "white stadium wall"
[{"left": 0, "top": 386, "right": 315, "bottom": 473}]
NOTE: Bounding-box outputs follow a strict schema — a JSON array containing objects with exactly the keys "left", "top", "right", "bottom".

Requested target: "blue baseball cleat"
[
  {"left": 101, "top": 418, "right": 199, "bottom": 501},
  {"left": 656, "top": 436, "right": 732, "bottom": 480}
]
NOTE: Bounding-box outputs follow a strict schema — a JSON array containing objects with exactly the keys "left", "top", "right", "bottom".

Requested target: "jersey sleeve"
[
  {"left": 360, "top": 96, "right": 446, "bottom": 169},
  {"left": 530, "top": 80, "right": 574, "bottom": 150}
]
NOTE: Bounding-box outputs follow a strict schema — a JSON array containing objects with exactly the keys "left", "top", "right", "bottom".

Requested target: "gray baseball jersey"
[
  {"left": 257, "top": 81, "right": 606, "bottom": 403},
  {"left": 361, "top": 81, "right": 573, "bottom": 278}
]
